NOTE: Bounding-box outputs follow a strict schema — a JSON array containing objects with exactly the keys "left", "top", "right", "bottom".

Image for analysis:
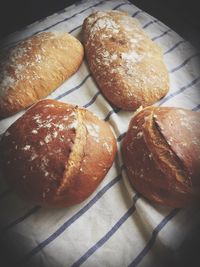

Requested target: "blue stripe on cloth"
[
  {"left": 104, "top": 110, "right": 117, "bottom": 121},
  {"left": 143, "top": 19, "right": 158, "bottom": 29},
  {"left": 104, "top": 108, "right": 121, "bottom": 121},
  {"left": 170, "top": 53, "right": 200, "bottom": 73},
  {"left": 83, "top": 92, "right": 101, "bottom": 108},
  {"left": 132, "top": 10, "right": 143, "bottom": 18},
  {"left": 112, "top": 2, "right": 132, "bottom": 10},
  {"left": 68, "top": 25, "right": 82, "bottom": 34},
  {"left": 192, "top": 104, "right": 200, "bottom": 111},
  {"left": 0, "top": 206, "right": 41, "bottom": 234},
  {"left": 158, "top": 76, "right": 200, "bottom": 106},
  {"left": 70, "top": 193, "right": 140, "bottom": 267},
  {"left": 164, "top": 40, "right": 186, "bottom": 55},
  {"left": 152, "top": 29, "right": 171, "bottom": 41},
  {"left": 117, "top": 132, "right": 126, "bottom": 142},
  {"left": 54, "top": 74, "right": 91, "bottom": 100},
  {"left": 128, "top": 208, "right": 180, "bottom": 267}
]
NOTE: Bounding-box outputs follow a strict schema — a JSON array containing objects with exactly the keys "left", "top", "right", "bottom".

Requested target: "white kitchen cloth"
[{"left": 0, "top": 0, "right": 200, "bottom": 266}]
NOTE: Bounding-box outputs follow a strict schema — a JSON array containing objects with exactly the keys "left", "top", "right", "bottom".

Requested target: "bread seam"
[
  {"left": 142, "top": 108, "right": 190, "bottom": 186},
  {"left": 55, "top": 108, "right": 87, "bottom": 198}
]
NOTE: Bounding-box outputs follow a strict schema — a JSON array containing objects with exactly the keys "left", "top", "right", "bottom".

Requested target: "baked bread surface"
[
  {"left": 0, "top": 99, "right": 117, "bottom": 207},
  {"left": 0, "top": 32, "right": 84, "bottom": 118},
  {"left": 122, "top": 106, "right": 200, "bottom": 207},
  {"left": 82, "top": 10, "right": 169, "bottom": 110}
]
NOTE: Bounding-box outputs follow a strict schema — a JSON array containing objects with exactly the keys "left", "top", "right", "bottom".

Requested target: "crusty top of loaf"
[
  {"left": 0, "top": 32, "right": 67, "bottom": 97},
  {"left": 122, "top": 106, "right": 200, "bottom": 207},
  {"left": 154, "top": 108, "right": 200, "bottom": 185},
  {"left": 126, "top": 106, "right": 200, "bottom": 187},
  {"left": 0, "top": 99, "right": 116, "bottom": 206},
  {"left": 0, "top": 32, "right": 84, "bottom": 118},
  {"left": 1, "top": 100, "right": 79, "bottom": 201},
  {"left": 82, "top": 11, "right": 169, "bottom": 110}
]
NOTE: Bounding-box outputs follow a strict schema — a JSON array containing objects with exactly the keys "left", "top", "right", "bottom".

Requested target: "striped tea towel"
[{"left": 0, "top": 0, "right": 200, "bottom": 266}]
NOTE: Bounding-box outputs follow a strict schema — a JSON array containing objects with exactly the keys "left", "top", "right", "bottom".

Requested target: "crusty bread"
[
  {"left": 0, "top": 99, "right": 117, "bottom": 207},
  {"left": 122, "top": 106, "right": 200, "bottom": 207},
  {"left": 0, "top": 32, "right": 84, "bottom": 119},
  {"left": 82, "top": 10, "right": 169, "bottom": 110}
]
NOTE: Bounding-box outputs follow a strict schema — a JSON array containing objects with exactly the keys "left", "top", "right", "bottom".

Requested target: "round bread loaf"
[
  {"left": 122, "top": 106, "right": 200, "bottom": 207},
  {"left": 82, "top": 11, "right": 169, "bottom": 110},
  {"left": 0, "top": 99, "right": 117, "bottom": 207},
  {"left": 0, "top": 32, "right": 84, "bottom": 119}
]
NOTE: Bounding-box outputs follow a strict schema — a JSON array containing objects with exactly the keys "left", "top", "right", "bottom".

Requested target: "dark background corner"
[{"left": 0, "top": 0, "right": 199, "bottom": 49}]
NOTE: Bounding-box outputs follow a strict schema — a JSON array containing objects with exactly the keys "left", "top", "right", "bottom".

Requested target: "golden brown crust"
[
  {"left": 122, "top": 106, "right": 200, "bottom": 207},
  {"left": 154, "top": 108, "right": 200, "bottom": 186},
  {"left": 82, "top": 10, "right": 169, "bottom": 110},
  {"left": 53, "top": 107, "right": 117, "bottom": 206},
  {"left": 0, "top": 99, "right": 117, "bottom": 207},
  {"left": 0, "top": 32, "right": 84, "bottom": 119}
]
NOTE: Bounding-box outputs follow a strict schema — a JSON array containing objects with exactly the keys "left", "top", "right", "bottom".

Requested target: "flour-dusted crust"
[
  {"left": 0, "top": 99, "right": 117, "bottom": 207},
  {"left": 82, "top": 11, "right": 169, "bottom": 110},
  {"left": 122, "top": 106, "right": 200, "bottom": 207},
  {"left": 0, "top": 32, "right": 84, "bottom": 118}
]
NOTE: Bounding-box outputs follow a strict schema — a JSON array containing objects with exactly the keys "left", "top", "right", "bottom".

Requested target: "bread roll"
[
  {"left": 0, "top": 32, "right": 84, "bottom": 119},
  {"left": 82, "top": 11, "right": 169, "bottom": 110},
  {"left": 122, "top": 106, "right": 200, "bottom": 207},
  {"left": 0, "top": 99, "right": 117, "bottom": 207}
]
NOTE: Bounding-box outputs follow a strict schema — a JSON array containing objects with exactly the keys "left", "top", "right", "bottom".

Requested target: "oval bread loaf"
[
  {"left": 82, "top": 11, "right": 169, "bottom": 110},
  {"left": 122, "top": 106, "right": 200, "bottom": 207},
  {"left": 0, "top": 99, "right": 117, "bottom": 207},
  {"left": 0, "top": 32, "right": 84, "bottom": 119}
]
